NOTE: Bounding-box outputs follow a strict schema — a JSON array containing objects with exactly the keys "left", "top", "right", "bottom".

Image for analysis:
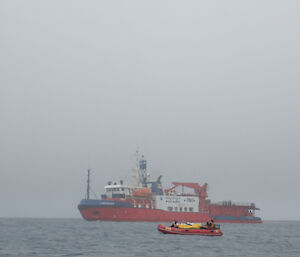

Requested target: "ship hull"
[
  {"left": 78, "top": 205, "right": 262, "bottom": 223},
  {"left": 78, "top": 206, "right": 210, "bottom": 222},
  {"left": 215, "top": 219, "right": 262, "bottom": 223}
]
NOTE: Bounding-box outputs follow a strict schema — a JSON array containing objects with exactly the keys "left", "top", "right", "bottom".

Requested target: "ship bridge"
[{"left": 102, "top": 181, "right": 132, "bottom": 199}]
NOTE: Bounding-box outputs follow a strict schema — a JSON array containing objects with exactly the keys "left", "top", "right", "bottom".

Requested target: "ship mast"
[
  {"left": 134, "top": 148, "right": 141, "bottom": 187},
  {"left": 139, "top": 154, "right": 148, "bottom": 187},
  {"left": 133, "top": 148, "right": 149, "bottom": 187},
  {"left": 133, "top": 147, "right": 149, "bottom": 188},
  {"left": 86, "top": 168, "right": 90, "bottom": 200}
]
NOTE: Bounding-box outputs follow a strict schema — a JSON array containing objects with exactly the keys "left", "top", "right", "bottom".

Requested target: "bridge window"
[
  {"left": 179, "top": 207, "right": 183, "bottom": 212},
  {"left": 175, "top": 207, "right": 178, "bottom": 211},
  {"left": 168, "top": 207, "right": 173, "bottom": 211},
  {"left": 189, "top": 207, "right": 193, "bottom": 212},
  {"left": 184, "top": 207, "right": 187, "bottom": 212}
]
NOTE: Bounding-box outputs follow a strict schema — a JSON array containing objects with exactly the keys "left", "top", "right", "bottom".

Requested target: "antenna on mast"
[
  {"left": 86, "top": 168, "right": 90, "bottom": 200},
  {"left": 133, "top": 147, "right": 149, "bottom": 188},
  {"left": 86, "top": 152, "right": 91, "bottom": 200},
  {"left": 134, "top": 147, "right": 140, "bottom": 187}
]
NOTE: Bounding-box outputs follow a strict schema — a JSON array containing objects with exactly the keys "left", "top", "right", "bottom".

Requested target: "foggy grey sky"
[{"left": 0, "top": 1, "right": 299, "bottom": 220}]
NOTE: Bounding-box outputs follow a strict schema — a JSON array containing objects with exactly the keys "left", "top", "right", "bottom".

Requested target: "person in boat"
[
  {"left": 209, "top": 219, "right": 215, "bottom": 228},
  {"left": 205, "top": 219, "right": 215, "bottom": 229},
  {"left": 171, "top": 220, "right": 178, "bottom": 228},
  {"left": 205, "top": 221, "right": 210, "bottom": 228}
]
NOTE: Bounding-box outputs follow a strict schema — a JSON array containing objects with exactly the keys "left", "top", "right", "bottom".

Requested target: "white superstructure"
[{"left": 154, "top": 195, "right": 199, "bottom": 212}]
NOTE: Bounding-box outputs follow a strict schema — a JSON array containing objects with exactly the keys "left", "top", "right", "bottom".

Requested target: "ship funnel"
[{"left": 150, "top": 175, "right": 163, "bottom": 195}]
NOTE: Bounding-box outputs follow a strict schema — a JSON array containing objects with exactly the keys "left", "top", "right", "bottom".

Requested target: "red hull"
[
  {"left": 79, "top": 207, "right": 210, "bottom": 222},
  {"left": 157, "top": 224, "right": 223, "bottom": 236},
  {"left": 79, "top": 206, "right": 262, "bottom": 223},
  {"left": 215, "top": 219, "right": 262, "bottom": 224}
]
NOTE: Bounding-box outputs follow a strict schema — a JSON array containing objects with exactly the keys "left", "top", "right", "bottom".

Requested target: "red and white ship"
[{"left": 78, "top": 151, "right": 262, "bottom": 223}]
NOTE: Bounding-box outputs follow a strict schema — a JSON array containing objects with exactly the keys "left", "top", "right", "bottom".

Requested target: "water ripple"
[{"left": 0, "top": 219, "right": 299, "bottom": 257}]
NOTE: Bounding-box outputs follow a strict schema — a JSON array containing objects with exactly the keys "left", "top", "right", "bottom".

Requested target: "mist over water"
[
  {"left": 0, "top": 1, "right": 299, "bottom": 221},
  {"left": 0, "top": 218, "right": 299, "bottom": 257}
]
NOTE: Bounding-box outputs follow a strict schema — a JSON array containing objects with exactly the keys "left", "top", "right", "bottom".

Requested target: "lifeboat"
[
  {"left": 157, "top": 223, "right": 223, "bottom": 236},
  {"left": 132, "top": 188, "right": 151, "bottom": 198}
]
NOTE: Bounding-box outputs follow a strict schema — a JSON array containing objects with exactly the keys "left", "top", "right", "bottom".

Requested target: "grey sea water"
[{"left": 0, "top": 218, "right": 299, "bottom": 257}]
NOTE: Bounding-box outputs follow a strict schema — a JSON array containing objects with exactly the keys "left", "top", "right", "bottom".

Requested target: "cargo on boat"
[{"left": 157, "top": 223, "right": 223, "bottom": 236}]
